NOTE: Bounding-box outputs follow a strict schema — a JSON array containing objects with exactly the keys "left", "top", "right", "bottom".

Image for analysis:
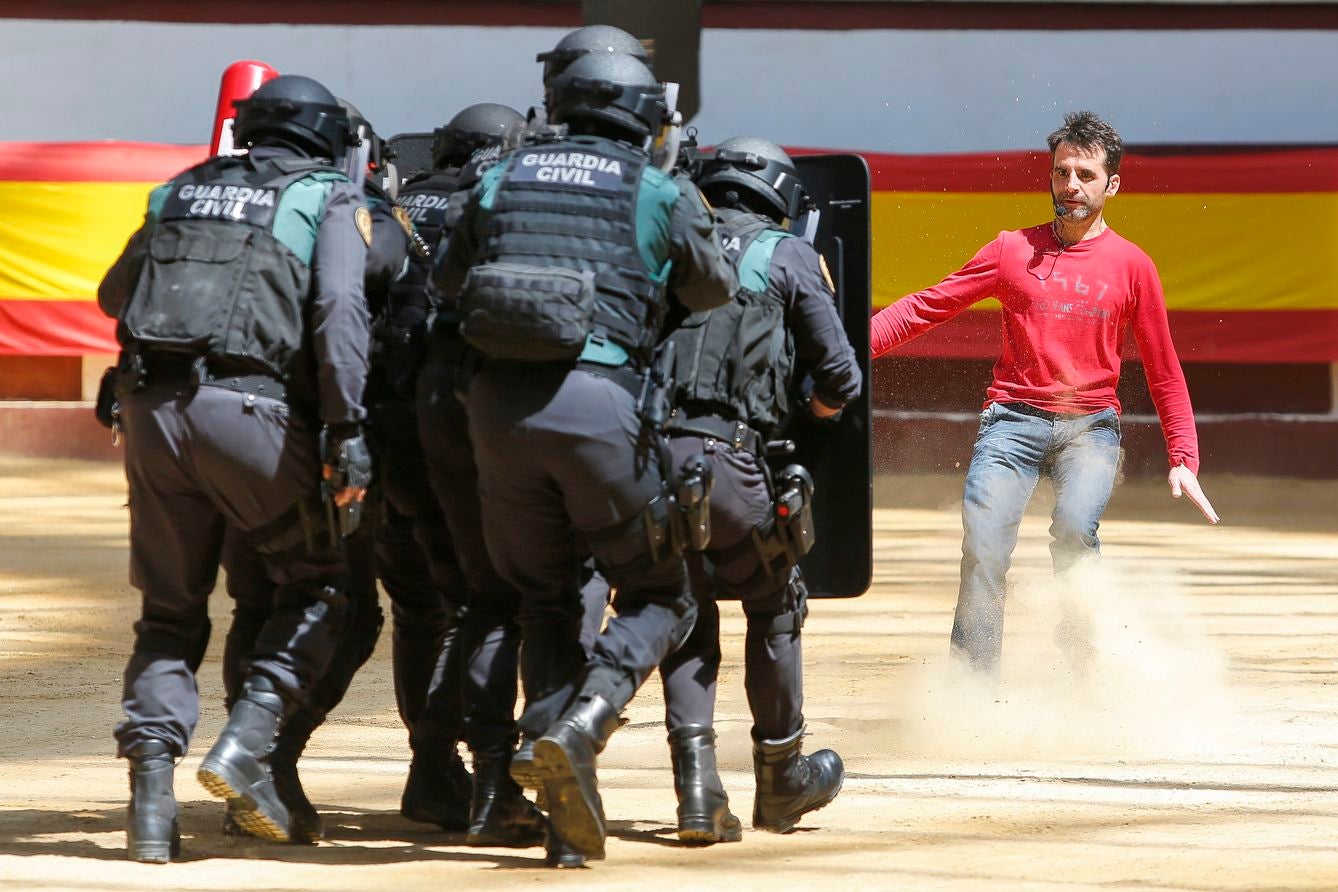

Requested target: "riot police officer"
[
  {"left": 418, "top": 102, "right": 623, "bottom": 849},
  {"left": 216, "top": 103, "right": 472, "bottom": 842},
  {"left": 406, "top": 101, "right": 554, "bottom": 846},
  {"left": 658, "top": 137, "right": 861, "bottom": 842},
  {"left": 434, "top": 52, "right": 736, "bottom": 866},
  {"left": 98, "top": 74, "right": 370, "bottom": 860},
  {"left": 535, "top": 23, "right": 651, "bottom": 111}
]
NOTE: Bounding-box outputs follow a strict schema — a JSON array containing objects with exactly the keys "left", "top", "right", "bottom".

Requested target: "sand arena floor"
[{"left": 1, "top": 455, "right": 1336, "bottom": 890}]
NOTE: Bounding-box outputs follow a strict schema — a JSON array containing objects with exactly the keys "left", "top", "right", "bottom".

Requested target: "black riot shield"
[
  {"left": 386, "top": 132, "right": 436, "bottom": 186},
  {"left": 778, "top": 153, "right": 872, "bottom": 598}
]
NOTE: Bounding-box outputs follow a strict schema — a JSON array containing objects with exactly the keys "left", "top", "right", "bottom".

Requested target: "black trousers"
[
  {"left": 465, "top": 362, "right": 695, "bottom": 740},
  {"left": 114, "top": 383, "right": 348, "bottom": 757},
  {"left": 658, "top": 435, "right": 806, "bottom": 742},
  {"left": 417, "top": 335, "right": 531, "bottom": 751},
  {"left": 220, "top": 400, "right": 470, "bottom": 749}
]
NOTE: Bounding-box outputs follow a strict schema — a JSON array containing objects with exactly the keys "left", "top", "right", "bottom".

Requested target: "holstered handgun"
[
  {"left": 773, "top": 463, "right": 816, "bottom": 563},
  {"left": 674, "top": 453, "right": 713, "bottom": 551},
  {"left": 636, "top": 339, "right": 676, "bottom": 432}
]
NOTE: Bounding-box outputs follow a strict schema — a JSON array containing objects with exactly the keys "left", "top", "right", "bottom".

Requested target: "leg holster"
[
  {"left": 671, "top": 453, "right": 713, "bottom": 552},
  {"left": 585, "top": 492, "right": 683, "bottom": 573},
  {"left": 740, "top": 566, "right": 810, "bottom": 635}
]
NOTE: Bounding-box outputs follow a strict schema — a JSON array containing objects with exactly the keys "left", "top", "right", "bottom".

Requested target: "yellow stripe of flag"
[
  {"left": 0, "top": 182, "right": 156, "bottom": 301},
  {"left": 872, "top": 192, "right": 1338, "bottom": 311}
]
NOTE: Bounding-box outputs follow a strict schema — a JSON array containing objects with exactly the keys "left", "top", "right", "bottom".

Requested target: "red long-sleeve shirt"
[{"left": 871, "top": 224, "right": 1200, "bottom": 473}]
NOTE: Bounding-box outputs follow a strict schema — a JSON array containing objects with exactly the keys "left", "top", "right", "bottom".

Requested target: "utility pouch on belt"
[
  {"left": 94, "top": 366, "right": 120, "bottom": 431},
  {"left": 94, "top": 353, "right": 149, "bottom": 439},
  {"left": 459, "top": 262, "right": 596, "bottom": 361}
]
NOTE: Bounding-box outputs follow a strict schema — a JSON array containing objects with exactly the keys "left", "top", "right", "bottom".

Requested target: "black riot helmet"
[
  {"left": 537, "top": 24, "right": 651, "bottom": 89},
  {"left": 546, "top": 52, "right": 668, "bottom": 144},
  {"left": 431, "top": 102, "right": 525, "bottom": 169},
  {"left": 233, "top": 74, "right": 354, "bottom": 159},
  {"left": 695, "top": 136, "right": 812, "bottom": 223}
]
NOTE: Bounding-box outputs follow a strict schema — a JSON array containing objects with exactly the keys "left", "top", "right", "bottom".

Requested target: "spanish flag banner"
[
  {"left": 1, "top": 142, "right": 1334, "bottom": 362},
  {"left": 0, "top": 142, "right": 206, "bottom": 355}
]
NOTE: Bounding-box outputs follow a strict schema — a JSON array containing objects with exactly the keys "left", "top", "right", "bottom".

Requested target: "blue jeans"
[{"left": 951, "top": 402, "right": 1121, "bottom": 671}]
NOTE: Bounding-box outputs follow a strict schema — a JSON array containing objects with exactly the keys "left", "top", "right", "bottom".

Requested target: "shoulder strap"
[{"left": 725, "top": 215, "right": 791, "bottom": 293}]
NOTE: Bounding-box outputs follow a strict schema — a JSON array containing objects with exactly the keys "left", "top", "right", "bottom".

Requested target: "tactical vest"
[
  {"left": 118, "top": 155, "right": 346, "bottom": 383},
  {"left": 667, "top": 210, "right": 796, "bottom": 434},
  {"left": 459, "top": 134, "right": 678, "bottom": 366}
]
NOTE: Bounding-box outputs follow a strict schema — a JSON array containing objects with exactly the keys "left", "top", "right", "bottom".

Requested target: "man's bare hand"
[{"left": 1168, "top": 464, "right": 1219, "bottom": 524}]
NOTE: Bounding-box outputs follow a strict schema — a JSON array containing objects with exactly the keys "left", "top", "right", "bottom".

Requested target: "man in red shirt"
[{"left": 870, "top": 110, "right": 1218, "bottom": 672}]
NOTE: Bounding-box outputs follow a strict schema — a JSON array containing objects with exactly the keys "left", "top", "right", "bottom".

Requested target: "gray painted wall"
[{"left": 2, "top": 19, "right": 1334, "bottom": 149}]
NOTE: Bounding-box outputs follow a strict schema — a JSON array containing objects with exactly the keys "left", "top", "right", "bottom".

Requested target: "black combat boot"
[
  {"left": 508, "top": 735, "right": 539, "bottom": 791},
  {"left": 197, "top": 674, "right": 292, "bottom": 842},
  {"left": 668, "top": 725, "right": 742, "bottom": 845},
  {"left": 531, "top": 692, "right": 621, "bottom": 863},
  {"left": 265, "top": 709, "right": 323, "bottom": 843},
  {"left": 544, "top": 823, "right": 589, "bottom": 869},
  {"left": 126, "top": 740, "right": 180, "bottom": 863},
  {"left": 465, "top": 747, "right": 546, "bottom": 847},
  {"left": 400, "top": 748, "right": 472, "bottom": 831},
  {"left": 751, "top": 729, "right": 844, "bottom": 833}
]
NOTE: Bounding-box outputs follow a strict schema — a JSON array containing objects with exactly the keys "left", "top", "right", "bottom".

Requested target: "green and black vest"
[
  {"left": 459, "top": 134, "right": 680, "bottom": 367},
  {"left": 666, "top": 210, "right": 796, "bottom": 434},
  {"left": 118, "top": 154, "right": 348, "bottom": 382}
]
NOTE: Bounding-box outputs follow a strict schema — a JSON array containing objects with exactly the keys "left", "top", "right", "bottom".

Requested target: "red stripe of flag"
[
  {"left": 788, "top": 146, "right": 1338, "bottom": 193},
  {"left": 0, "top": 301, "right": 118, "bottom": 355},
  {"left": 0, "top": 142, "right": 208, "bottom": 183},
  {"left": 885, "top": 309, "right": 1338, "bottom": 364}
]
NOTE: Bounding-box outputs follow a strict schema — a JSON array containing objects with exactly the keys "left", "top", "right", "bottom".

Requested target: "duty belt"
[
  {"left": 142, "top": 354, "right": 288, "bottom": 403},
  {"left": 575, "top": 359, "right": 641, "bottom": 400},
  {"left": 665, "top": 412, "right": 762, "bottom": 454}
]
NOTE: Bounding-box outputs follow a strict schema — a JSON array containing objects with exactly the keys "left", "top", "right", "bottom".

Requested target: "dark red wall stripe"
[{"left": 0, "top": 1, "right": 1334, "bottom": 30}]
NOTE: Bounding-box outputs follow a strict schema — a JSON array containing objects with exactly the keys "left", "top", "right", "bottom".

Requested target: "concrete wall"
[{"left": 3, "top": 19, "right": 1336, "bottom": 150}]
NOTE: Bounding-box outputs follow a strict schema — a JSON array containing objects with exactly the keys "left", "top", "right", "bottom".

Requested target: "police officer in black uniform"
[
  {"left": 534, "top": 24, "right": 652, "bottom": 114},
  {"left": 403, "top": 101, "right": 554, "bottom": 846},
  {"left": 350, "top": 104, "right": 479, "bottom": 832},
  {"left": 434, "top": 52, "right": 736, "bottom": 866},
  {"left": 658, "top": 136, "right": 861, "bottom": 842},
  {"left": 98, "top": 74, "right": 370, "bottom": 860},
  {"left": 215, "top": 103, "right": 473, "bottom": 842},
  {"left": 417, "top": 102, "right": 622, "bottom": 849}
]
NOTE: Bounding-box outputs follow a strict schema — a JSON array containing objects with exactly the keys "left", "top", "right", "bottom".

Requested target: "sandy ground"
[{"left": 1, "top": 455, "right": 1337, "bottom": 891}]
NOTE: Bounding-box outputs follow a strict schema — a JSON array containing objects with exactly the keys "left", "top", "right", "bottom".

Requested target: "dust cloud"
[{"left": 882, "top": 560, "right": 1241, "bottom": 763}]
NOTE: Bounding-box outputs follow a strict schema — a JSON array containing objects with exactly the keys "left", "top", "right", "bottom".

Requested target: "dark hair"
[{"left": 1047, "top": 110, "right": 1123, "bottom": 175}]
